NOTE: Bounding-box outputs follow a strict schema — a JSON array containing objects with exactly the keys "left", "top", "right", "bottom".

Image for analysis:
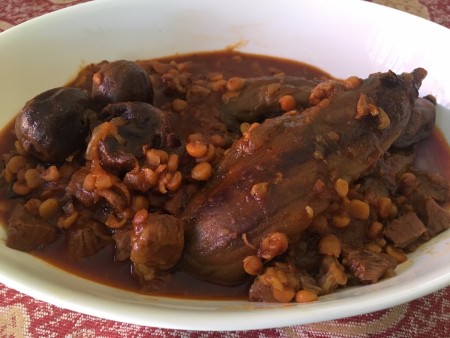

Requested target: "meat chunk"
[
  {"left": 360, "top": 149, "right": 415, "bottom": 204},
  {"left": 182, "top": 69, "right": 426, "bottom": 286},
  {"left": 248, "top": 276, "right": 278, "bottom": 303},
  {"left": 383, "top": 212, "right": 427, "bottom": 249},
  {"left": 6, "top": 204, "right": 57, "bottom": 251},
  {"left": 130, "top": 210, "right": 183, "bottom": 270},
  {"left": 342, "top": 247, "right": 397, "bottom": 284},
  {"left": 248, "top": 263, "right": 319, "bottom": 303},
  {"left": 112, "top": 226, "right": 132, "bottom": 261},
  {"left": 409, "top": 170, "right": 450, "bottom": 204},
  {"left": 67, "top": 219, "right": 112, "bottom": 259},
  {"left": 420, "top": 197, "right": 450, "bottom": 236},
  {"left": 15, "top": 87, "right": 92, "bottom": 163}
]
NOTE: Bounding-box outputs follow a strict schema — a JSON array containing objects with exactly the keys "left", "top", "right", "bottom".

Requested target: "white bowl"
[{"left": 0, "top": 0, "right": 449, "bottom": 331}]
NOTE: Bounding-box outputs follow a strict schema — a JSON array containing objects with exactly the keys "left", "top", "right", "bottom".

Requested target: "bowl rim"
[{"left": 1, "top": 0, "right": 450, "bottom": 331}]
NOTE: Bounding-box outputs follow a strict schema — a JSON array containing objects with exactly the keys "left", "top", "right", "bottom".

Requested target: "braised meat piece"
[
  {"left": 6, "top": 204, "right": 57, "bottom": 251},
  {"left": 130, "top": 210, "right": 183, "bottom": 271},
  {"left": 92, "top": 60, "right": 153, "bottom": 105},
  {"left": 420, "top": 197, "right": 450, "bottom": 236},
  {"left": 248, "top": 278, "right": 278, "bottom": 303},
  {"left": 342, "top": 246, "right": 397, "bottom": 284},
  {"left": 248, "top": 262, "right": 321, "bottom": 303},
  {"left": 403, "top": 170, "right": 450, "bottom": 204},
  {"left": 66, "top": 219, "right": 112, "bottom": 259},
  {"left": 15, "top": 87, "right": 93, "bottom": 163},
  {"left": 359, "top": 149, "right": 415, "bottom": 207},
  {"left": 383, "top": 212, "right": 427, "bottom": 249},
  {"left": 182, "top": 69, "right": 426, "bottom": 286},
  {"left": 112, "top": 226, "right": 132, "bottom": 261}
]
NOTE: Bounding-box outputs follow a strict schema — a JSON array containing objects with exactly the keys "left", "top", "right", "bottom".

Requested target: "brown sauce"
[
  {"left": 149, "top": 51, "right": 331, "bottom": 79},
  {"left": 1, "top": 51, "right": 449, "bottom": 301},
  {"left": 33, "top": 231, "right": 253, "bottom": 299}
]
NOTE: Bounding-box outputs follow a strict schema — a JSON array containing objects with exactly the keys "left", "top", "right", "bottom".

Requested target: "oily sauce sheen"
[{"left": 1, "top": 51, "right": 449, "bottom": 300}]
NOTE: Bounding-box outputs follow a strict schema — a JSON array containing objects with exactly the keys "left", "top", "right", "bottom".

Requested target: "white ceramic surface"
[{"left": 0, "top": 0, "right": 449, "bottom": 331}]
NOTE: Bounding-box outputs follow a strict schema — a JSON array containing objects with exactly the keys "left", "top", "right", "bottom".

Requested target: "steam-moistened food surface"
[{"left": 1, "top": 51, "right": 449, "bottom": 303}]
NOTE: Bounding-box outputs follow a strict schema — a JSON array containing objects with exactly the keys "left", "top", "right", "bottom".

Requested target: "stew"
[{"left": 1, "top": 51, "right": 449, "bottom": 303}]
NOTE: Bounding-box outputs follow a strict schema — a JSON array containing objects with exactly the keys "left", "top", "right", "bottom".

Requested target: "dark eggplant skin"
[
  {"left": 394, "top": 96, "right": 436, "bottom": 148},
  {"left": 219, "top": 76, "right": 317, "bottom": 132},
  {"left": 181, "top": 68, "right": 426, "bottom": 286}
]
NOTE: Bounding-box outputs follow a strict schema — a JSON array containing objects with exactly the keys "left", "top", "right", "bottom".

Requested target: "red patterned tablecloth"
[{"left": 1, "top": 1, "right": 449, "bottom": 337}]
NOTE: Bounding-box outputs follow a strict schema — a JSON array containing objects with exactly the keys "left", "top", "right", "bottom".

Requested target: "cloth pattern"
[{"left": 1, "top": 0, "right": 449, "bottom": 336}]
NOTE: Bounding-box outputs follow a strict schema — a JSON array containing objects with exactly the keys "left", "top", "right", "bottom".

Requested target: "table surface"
[{"left": 1, "top": 0, "right": 449, "bottom": 337}]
